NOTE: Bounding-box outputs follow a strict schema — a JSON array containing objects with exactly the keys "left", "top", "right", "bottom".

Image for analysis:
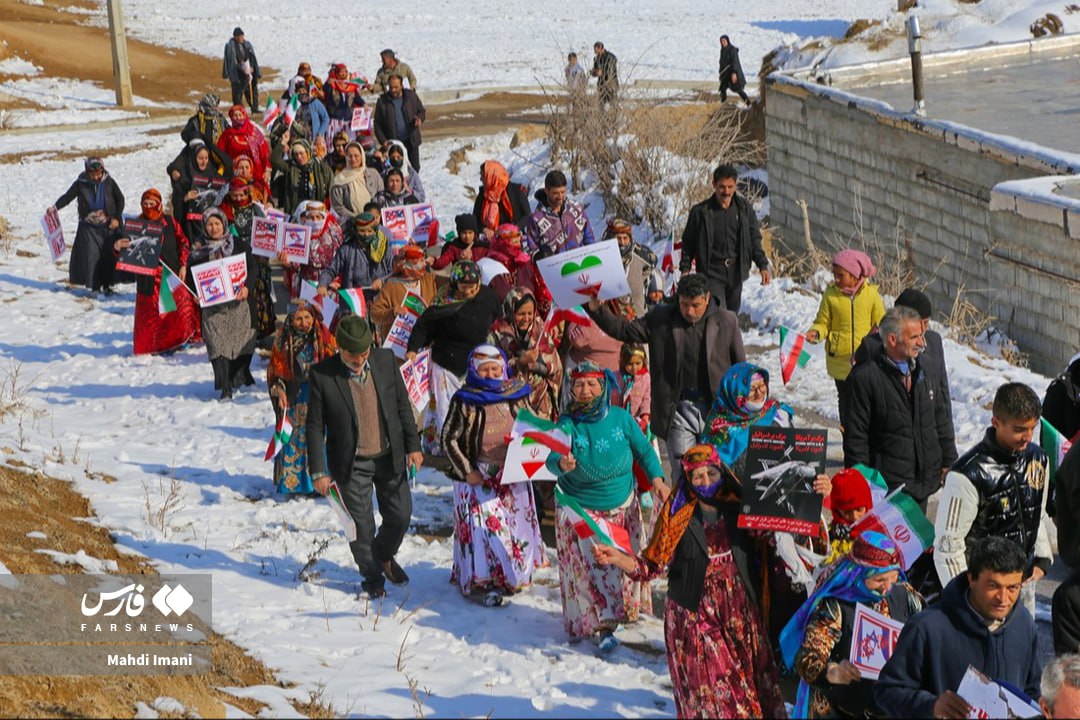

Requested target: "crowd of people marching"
[{"left": 47, "top": 32, "right": 1080, "bottom": 719}]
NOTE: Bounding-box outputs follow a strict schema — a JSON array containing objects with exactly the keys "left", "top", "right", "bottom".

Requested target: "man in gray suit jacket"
[
  {"left": 307, "top": 316, "right": 423, "bottom": 598},
  {"left": 587, "top": 273, "right": 746, "bottom": 467}
]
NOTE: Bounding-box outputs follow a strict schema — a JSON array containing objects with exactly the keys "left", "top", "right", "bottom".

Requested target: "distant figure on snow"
[
  {"left": 222, "top": 27, "right": 261, "bottom": 114},
  {"left": 718, "top": 35, "right": 749, "bottom": 103},
  {"left": 591, "top": 42, "right": 618, "bottom": 105}
]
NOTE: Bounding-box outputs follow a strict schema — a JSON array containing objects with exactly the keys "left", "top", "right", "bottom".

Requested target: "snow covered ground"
[{"left": 0, "top": 0, "right": 1070, "bottom": 716}]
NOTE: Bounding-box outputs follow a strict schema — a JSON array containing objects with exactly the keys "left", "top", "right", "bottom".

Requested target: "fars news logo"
[{"left": 80, "top": 582, "right": 196, "bottom": 632}]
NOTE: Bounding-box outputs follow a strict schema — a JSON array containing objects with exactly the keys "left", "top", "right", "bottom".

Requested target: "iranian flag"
[
  {"left": 264, "top": 414, "right": 293, "bottom": 461},
  {"left": 779, "top": 326, "right": 812, "bottom": 385},
  {"left": 660, "top": 232, "right": 681, "bottom": 273},
  {"left": 158, "top": 262, "right": 184, "bottom": 314},
  {"left": 283, "top": 94, "right": 301, "bottom": 126},
  {"left": 543, "top": 305, "right": 590, "bottom": 334},
  {"left": 263, "top": 97, "right": 281, "bottom": 128},
  {"left": 1042, "top": 418, "right": 1072, "bottom": 481},
  {"left": 850, "top": 487, "right": 934, "bottom": 570},
  {"left": 339, "top": 288, "right": 368, "bottom": 317},
  {"left": 554, "top": 485, "right": 633, "bottom": 554},
  {"left": 510, "top": 408, "right": 572, "bottom": 455}
]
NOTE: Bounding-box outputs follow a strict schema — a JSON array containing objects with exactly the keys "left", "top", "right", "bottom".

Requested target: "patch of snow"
[
  {"left": 151, "top": 697, "right": 186, "bottom": 715},
  {"left": 0, "top": 57, "right": 42, "bottom": 76},
  {"left": 33, "top": 549, "right": 120, "bottom": 573},
  {"left": 25, "top": 531, "right": 47, "bottom": 539}
]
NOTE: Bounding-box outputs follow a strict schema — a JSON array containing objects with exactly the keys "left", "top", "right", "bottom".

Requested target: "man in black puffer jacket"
[
  {"left": 875, "top": 537, "right": 1042, "bottom": 718},
  {"left": 844, "top": 305, "right": 955, "bottom": 505}
]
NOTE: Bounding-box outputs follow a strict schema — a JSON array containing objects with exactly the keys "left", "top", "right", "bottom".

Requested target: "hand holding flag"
[{"left": 779, "top": 326, "right": 812, "bottom": 385}]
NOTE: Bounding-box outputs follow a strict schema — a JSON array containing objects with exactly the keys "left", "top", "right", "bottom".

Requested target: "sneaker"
[
  {"left": 361, "top": 579, "right": 386, "bottom": 599},
  {"left": 597, "top": 632, "right": 619, "bottom": 654},
  {"left": 483, "top": 591, "right": 504, "bottom": 608},
  {"left": 383, "top": 558, "right": 409, "bottom": 585}
]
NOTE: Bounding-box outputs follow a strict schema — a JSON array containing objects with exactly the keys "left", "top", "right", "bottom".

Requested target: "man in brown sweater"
[{"left": 307, "top": 316, "right": 423, "bottom": 598}]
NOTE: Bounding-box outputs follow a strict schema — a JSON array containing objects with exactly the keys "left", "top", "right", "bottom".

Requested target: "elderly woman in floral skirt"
[
  {"left": 441, "top": 345, "right": 546, "bottom": 607},
  {"left": 545, "top": 361, "right": 668, "bottom": 653},
  {"left": 594, "top": 444, "right": 787, "bottom": 718}
]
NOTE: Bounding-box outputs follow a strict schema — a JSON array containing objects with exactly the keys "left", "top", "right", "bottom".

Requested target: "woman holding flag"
[
  {"left": 441, "top": 345, "right": 546, "bottom": 607},
  {"left": 267, "top": 300, "right": 336, "bottom": 494},
  {"left": 117, "top": 188, "right": 201, "bottom": 355},
  {"left": 593, "top": 443, "right": 786, "bottom": 717},
  {"left": 546, "top": 361, "right": 668, "bottom": 653},
  {"left": 487, "top": 288, "right": 562, "bottom": 422}
]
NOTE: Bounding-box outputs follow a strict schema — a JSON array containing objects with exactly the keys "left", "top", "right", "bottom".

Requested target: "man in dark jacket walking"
[
  {"left": 222, "top": 28, "right": 260, "bottom": 113},
  {"left": 844, "top": 305, "right": 956, "bottom": 505},
  {"left": 586, "top": 273, "right": 745, "bottom": 466},
  {"left": 718, "top": 35, "right": 749, "bottom": 103},
  {"left": 591, "top": 42, "right": 618, "bottom": 105},
  {"left": 875, "top": 537, "right": 1042, "bottom": 718},
  {"left": 306, "top": 317, "right": 423, "bottom": 598},
  {"left": 679, "top": 163, "right": 770, "bottom": 312},
  {"left": 373, "top": 75, "right": 426, "bottom": 171}
]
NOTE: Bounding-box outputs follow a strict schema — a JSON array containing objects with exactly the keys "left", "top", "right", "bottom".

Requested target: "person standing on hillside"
[
  {"left": 53, "top": 157, "right": 125, "bottom": 294},
  {"left": 373, "top": 49, "right": 418, "bottom": 93},
  {"left": 373, "top": 76, "right": 426, "bottom": 172},
  {"left": 718, "top": 35, "right": 749, "bottom": 103},
  {"left": 679, "top": 163, "right": 771, "bottom": 313},
  {"left": 222, "top": 28, "right": 260, "bottom": 114},
  {"left": 591, "top": 42, "right": 618, "bottom": 106}
]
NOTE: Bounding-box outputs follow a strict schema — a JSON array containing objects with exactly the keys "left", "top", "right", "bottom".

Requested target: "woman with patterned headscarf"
[
  {"left": 485, "top": 223, "right": 533, "bottom": 301},
  {"left": 369, "top": 243, "right": 438, "bottom": 342},
  {"left": 441, "top": 345, "right": 546, "bottom": 607},
  {"left": 54, "top": 157, "right": 125, "bottom": 293},
  {"left": 546, "top": 362, "right": 668, "bottom": 653},
  {"left": 221, "top": 178, "right": 274, "bottom": 339},
  {"left": 181, "top": 93, "right": 228, "bottom": 146},
  {"left": 406, "top": 260, "right": 501, "bottom": 452},
  {"left": 270, "top": 130, "right": 333, "bottom": 218},
  {"left": 115, "top": 189, "right": 201, "bottom": 354},
  {"left": 487, "top": 288, "right": 562, "bottom": 421},
  {"left": 780, "top": 532, "right": 923, "bottom": 719},
  {"left": 231, "top": 154, "right": 268, "bottom": 203},
  {"left": 472, "top": 160, "right": 530, "bottom": 238},
  {"left": 284, "top": 199, "right": 344, "bottom": 302},
  {"left": 316, "top": 211, "right": 391, "bottom": 306},
  {"left": 198, "top": 207, "right": 257, "bottom": 400},
  {"left": 594, "top": 443, "right": 786, "bottom": 718},
  {"left": 268, "top": 300, "right": 337, "bottom": 494}
]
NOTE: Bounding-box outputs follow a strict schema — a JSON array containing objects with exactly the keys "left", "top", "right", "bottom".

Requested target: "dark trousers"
[
  {"left": 720, "top": 80, "right": 749, "bottom": 103},
  {"left": 341, "top": 452, "right": 412, "bottom": 586},
  {"left": 836, "top": 378, "right": 851, "bottom": 429},
  {"left": 1054, "top": 569, "right": 1080, "bottom": 655},
  {"left": 709, "top": 265, "right": 743, "bottom": 313},
  {"left": 402, "top": 140, "right": 421, "bottom": 172},
  {"left": 230, "top": 77, "right": 259, "bottom": 112}
]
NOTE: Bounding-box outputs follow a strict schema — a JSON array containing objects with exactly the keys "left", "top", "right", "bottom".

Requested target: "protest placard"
[
  {"left": 190, "top": 255, "right": 248, "bottom": 307},
  {"left": 501, "top": 436, "right": 558, "bottom": 485},
  {"left": 41, "top": 206, "right": 66, "bottom": 261},
  {"left": 737, "top": 426, "right": 827, "bottom": 537},
  {"left": 399, "top": 349, "right": 432, "bottom": 414},
  {"left": 382, "top": 289, "right": 426, "bottom": 359},
  {"left": 116, "top": 218, "right": 164, "bottom": 276},
  {"left": 299, "top": 280, "right": 338, "bottom": 323},
  {"left": 956, "top": 665, "right": 1040, "bottom": 719},
  {"left": 848, "top": 603, "right": 904, "bottom": 680},
  {"left": 535, "top": 239, "right": 631, "bottom": 309}
]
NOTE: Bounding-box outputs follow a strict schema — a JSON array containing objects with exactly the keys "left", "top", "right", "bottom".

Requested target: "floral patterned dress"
[
  {"left": 443, "top": 400, "right": 546, "bottom": 596},
  {"left": 284, "top": 219, "right": 344, "bottom": 300},
  {"left": 635, "top": 515, "right": 786, "bottom": 719}
]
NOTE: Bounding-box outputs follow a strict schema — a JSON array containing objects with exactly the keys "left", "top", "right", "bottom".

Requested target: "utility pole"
[
  {"left": 106, "top": 0, "right": 134, "bottom": 108},
  {"left": 907, "top": 15, "right": 926, "bottom": 117}
]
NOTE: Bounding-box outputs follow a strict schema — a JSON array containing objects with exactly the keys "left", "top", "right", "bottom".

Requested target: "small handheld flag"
[
  {"left": 158, "top": 262, "right": 184, "bottom": 314},
  {"left": 264, "top": 414, "right": 293, "bottom": 461},
  {"left": 779, "top": 326, "right": 812, "bottom": 385},
  {"left": 338, "top": 288, "right": 368, "bottom": 318},
  {"left": 554, "top": 486, "right": 633, "bottom": 553},
  {"left": 263, "top": 97, "right": 281, "bottom": 128}
]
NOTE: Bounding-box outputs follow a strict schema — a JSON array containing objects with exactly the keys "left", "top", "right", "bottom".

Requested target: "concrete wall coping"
[{"left": 990, "top": 176, "right": 1080, "bottom": 239}]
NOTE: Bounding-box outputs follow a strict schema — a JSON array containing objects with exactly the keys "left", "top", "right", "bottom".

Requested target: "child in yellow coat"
[{"left": 806, "top": 249, "right": 885, "bottom": 420}]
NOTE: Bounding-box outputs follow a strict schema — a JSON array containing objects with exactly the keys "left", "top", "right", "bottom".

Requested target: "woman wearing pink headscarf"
[{"left": 806, "top": 248, "right": 885, "bottom": 417}]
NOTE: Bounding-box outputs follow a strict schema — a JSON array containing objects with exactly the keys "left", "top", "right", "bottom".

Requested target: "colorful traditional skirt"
[
  {"left": 664, "top": 550, "right": 787, "bottom": 718},
  {"left": 554, "top": 492, "right": 651, "bottom": 639},
  {"left": 274, "top": 382, "right": 318, "bottom": 494},
  {"left": 450, "top": 462, "right": 546, "bottom": 596},
  {"left": 132, "top": 275, "right": 201, "bottom": 355}
]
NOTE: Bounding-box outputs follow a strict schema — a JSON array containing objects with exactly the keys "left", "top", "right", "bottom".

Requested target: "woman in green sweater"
[{"left": 546, "top": 361, "right": 670, "bottom": 653}]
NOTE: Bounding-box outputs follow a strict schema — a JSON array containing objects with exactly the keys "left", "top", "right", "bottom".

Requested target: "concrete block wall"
[{"left": 764, "top": 78, "right": 1080, "bottom": 375}]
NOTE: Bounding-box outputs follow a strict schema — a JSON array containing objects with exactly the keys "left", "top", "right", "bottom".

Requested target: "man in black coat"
[
  {"left": 591, "top": 42, "right": 618, "bottom": 105},
  {"left": 844, "top": 305, "right": 955, "bottom": 506},
  {"left": 587, "top": 273, "right": 745, "bottom": 467},
  {"left": 221, "top": 28, "right": 260, "bottom": 113},
  {"left": 373, "top": 75, "right": 426, "bottom": 171},
  {"left": 718, "top": 35, "right": 749, "bottom": 103},
  {"left": 307, "top": 317, "right": 423, "bottom": 598},
  {"left": 679, "top": 163, "right": 771, "bottom": 312},
  {"left": 850, "top": 288, "right": 956, "bottom": 453}
]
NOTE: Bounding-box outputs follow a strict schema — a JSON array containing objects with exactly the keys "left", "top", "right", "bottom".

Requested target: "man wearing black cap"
[
  {"left": 306, "top": 316, "right": 423, "bottom": 598},
  {"left": 586, "top": 273, "right": 745, "bottom": 467},
  {"left": 222, "top": 28, "right": 261, "bottom": 113}
]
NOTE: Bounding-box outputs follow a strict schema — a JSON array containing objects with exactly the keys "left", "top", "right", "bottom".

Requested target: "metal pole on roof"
[
  {"left": 907, "top": 15, "right": 926, "bottom": 117},
  {"left": 106, "top": 0, "right": 134, "bottom": 108}
]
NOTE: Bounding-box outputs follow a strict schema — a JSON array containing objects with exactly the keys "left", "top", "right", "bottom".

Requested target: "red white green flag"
[
  {"left": 264, "top": 414, "right": 293, "bottom": 461},
  {"left": 158, "top": 262, "right": 185, "bottom": 314},
  {"left": 543, "top": 305, "right": 590, "bottom": 333},
  {"left": 338, "top": 288, "right": 368, "bottom": 317},
  {"left": 283, "top": 94, "right": 301, "bottom": 126},
  {"left": 263, "top": 97, "right": 281, "bottom": 128},
  {"left": 779, "top": 325, "right": 812, "bottom": 385},
  {"left": 1042, "top": 418, "right": 1072, "bottom": 481},
  {"left": 510, "top": 408, "right": 572, "bottom": 455},
  {"left": 850, "top": 487, "right": 934, "bottom": 570},
  {"left": 554, "top": 485, "right": 632, "bottom": 554}
]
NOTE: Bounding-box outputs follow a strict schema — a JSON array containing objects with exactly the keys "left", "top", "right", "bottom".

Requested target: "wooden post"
[{"left": 106, "top": 0, "right": 134, "bottom": 108}]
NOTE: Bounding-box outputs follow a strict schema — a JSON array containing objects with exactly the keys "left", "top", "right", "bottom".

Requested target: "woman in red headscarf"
[
  {"left": 231, "top": 154, "right": 268, "bottom": 203},
  {"left": 486, "top": 223, "right": 533, "bottom": 301},
  {"left": 221, "top": 178, "right": 275, "bottom": 339},
  {"left": 217, "top": 105, "right": 271, "bottom": 185},
  {"left": 369, "top": 243, "right": 438, "bottom": 342},
  {"left": 472, "top": 161, "right": 530, "bottom": 238},
  {"left": 323, "top": 63, "right": 366, "bottom": 144},
  {"left": 114, "top": 189, "right": 201, "bottom": 355}
]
